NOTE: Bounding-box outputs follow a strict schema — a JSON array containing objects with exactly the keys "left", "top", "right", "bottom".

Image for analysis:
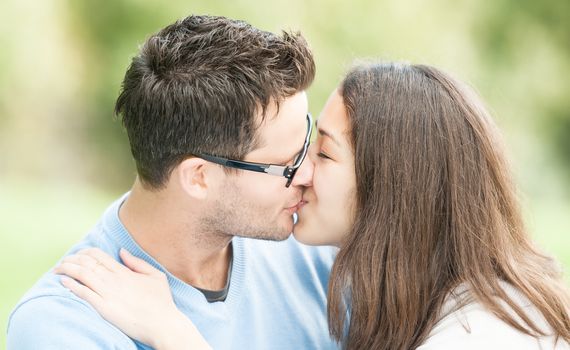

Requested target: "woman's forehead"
[{"left": 316, "top": 91, "right": 350, "bottom": 143}]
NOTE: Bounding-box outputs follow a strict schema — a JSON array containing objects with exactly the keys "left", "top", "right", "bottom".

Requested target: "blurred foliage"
[
  {"left": 1, "top": 0, "right": 569, "bottom": 348},
  {"left": 2, "top": 0, "right": 569, "bottom": 191},
  {"left": 472, "top": 0, "right": 570, "bottom": 183}
]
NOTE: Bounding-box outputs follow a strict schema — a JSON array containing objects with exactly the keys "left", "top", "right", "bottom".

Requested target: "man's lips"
[{"left": 285, "top": 199, "right": 307, "bottom": 212}]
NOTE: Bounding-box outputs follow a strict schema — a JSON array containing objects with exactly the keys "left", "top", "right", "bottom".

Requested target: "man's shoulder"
[
  {"left": 7, "top": 238, "right": 135, "bottom": 349},
  {"left": 7, "top": 199, "right": 131, "bottom": 349},
  {"left": 7, "top": 288, "right": 136, "bottom": 349},
  {"left": 10, "top": 227, "right": 120, "bottom": 310}
]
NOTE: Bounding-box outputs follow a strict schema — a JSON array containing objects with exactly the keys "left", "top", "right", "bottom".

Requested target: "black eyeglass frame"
[{"left": 194, "top": 113, "right": 313, "bottom": 188}]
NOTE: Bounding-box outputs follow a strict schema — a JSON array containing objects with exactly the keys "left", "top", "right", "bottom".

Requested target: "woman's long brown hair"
[{"left": 328, "top": 62, "right": 570, "bottom": 349}]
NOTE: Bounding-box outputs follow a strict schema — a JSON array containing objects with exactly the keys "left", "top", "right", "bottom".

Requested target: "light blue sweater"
[{"left": 7, "top": 194, "right": 339, "bottom": 349}]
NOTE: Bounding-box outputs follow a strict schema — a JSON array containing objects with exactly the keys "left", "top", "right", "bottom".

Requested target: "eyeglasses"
[{"left": 195, "top": 113, "right": 313, "bottom": 188}]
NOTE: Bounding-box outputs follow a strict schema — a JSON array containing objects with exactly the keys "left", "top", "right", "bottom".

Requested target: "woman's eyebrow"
[{"left": 315, "top": 120, "right": 341, "bottom": 147}]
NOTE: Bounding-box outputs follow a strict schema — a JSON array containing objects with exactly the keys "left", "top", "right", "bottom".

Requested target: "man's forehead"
[
  {"left": 248, "top": 119, "right": 307, "bottom": 163},
  {"left": 256, "top": 113, "right": 306, "bottom": 151},
  {"left": 253, "top": 92, "right": 308, "bottom": 144}
]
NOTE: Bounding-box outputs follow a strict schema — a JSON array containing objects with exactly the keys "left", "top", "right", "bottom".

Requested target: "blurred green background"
[{"left": 1, "top": 0, "right": 569, "bottom": 347}]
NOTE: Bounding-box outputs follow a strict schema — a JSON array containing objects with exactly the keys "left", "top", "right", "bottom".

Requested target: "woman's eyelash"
[{"left": 317, "top": 152, "right": 331, "bottom": 160}]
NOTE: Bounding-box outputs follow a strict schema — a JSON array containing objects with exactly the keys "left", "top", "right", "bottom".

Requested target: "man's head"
[{"left": 116, "top": 15, "right": 315, "bottom": 240}]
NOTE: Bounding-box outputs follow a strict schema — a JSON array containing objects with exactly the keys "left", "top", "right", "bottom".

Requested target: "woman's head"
[
  {"left": 297, "top": 61, "right": 512, "bottom": 250},
  {"left": 295, "top": 62, "right": 569, "bottom": 349}
]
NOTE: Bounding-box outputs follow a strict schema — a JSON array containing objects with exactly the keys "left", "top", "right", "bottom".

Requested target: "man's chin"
[
  {"left": 232, "top": 224, "right": 292, "bottom": 241},
  {"left": 234, "top": 231, "right": 291, "bottom": 242},
  {"left": 231, "top": 215, "right": 294, "bottom": 241},
  {"left": 259, "top": 232, "right": 291, "bottom": 242}
]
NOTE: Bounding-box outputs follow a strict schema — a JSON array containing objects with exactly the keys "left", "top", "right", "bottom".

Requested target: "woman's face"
[{"left": 294, "top": 89, "right": 357, "bottom": 247}]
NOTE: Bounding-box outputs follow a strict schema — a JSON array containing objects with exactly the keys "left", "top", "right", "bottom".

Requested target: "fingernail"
[
  {"left": 60, "top": 276, "right": 72, "bottom": 286},
  {"left": 120, "top": 248, "right": 132, "bottom": 255}
]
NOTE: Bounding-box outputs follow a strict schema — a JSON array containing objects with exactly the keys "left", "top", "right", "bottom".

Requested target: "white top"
[{"left": 417, "top": 282, "right": 569, "bottom": 350}]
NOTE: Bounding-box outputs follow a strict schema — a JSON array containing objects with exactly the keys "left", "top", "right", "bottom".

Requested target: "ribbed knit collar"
[{"left": 100, "top": 193, "right": 247, "bottom": 312}]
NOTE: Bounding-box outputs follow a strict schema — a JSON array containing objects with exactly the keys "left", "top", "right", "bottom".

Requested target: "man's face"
[{"left": 202, "top": 92, "right": 311, "bottom": 241}]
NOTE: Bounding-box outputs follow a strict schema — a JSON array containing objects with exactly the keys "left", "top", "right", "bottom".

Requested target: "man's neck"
[{"left": 118, "top": 180, "right": 232, "bottom": 291}]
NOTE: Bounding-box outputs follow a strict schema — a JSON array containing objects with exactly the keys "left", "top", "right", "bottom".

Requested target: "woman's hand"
[{"left": 53, "top": 248, "right": 211, "bottom": 350}]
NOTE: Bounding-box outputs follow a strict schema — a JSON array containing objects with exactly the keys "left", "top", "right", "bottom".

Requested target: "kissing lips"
[{"left": 285, "top": 199, "right": 307, "bottom": 214}]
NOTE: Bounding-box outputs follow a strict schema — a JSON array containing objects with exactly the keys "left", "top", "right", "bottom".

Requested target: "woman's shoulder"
[{"left": 416, "top": 282, "right": 569, "bottom": 350}]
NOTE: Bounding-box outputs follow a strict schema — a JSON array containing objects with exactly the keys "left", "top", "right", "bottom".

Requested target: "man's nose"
[{"left": 291, "top": 145, "right": 314, "bottom": 188}]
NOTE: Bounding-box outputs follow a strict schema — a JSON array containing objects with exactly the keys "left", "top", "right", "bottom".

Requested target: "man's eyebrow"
[{"left": 315, "top": 119, "right": 341, "bottom": 146}]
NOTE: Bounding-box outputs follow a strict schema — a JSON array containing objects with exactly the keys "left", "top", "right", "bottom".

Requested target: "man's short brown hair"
[{"left": 115, "top": 15, "right": 315, "bottom": 189}]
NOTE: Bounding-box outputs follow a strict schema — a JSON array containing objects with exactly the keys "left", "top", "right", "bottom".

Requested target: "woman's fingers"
[
  {"left": 54, "top": 248, "right": 165, "bottom": 293},
  {"left": 74, "top": 247, "right": 160, "bottom": 276},
  {"left": 60, "top": 253, "right": 107, "bottom": 273},
  {"left": 54, "top": 261, "right": 106, "bottom": 294},
  {"left": 60, "top": 275, "right": 104, "bottom": 310},
  {"left": 76, "top": 248, "right": 127, "bottom": 273},
  {"left": 119, "top": 248, "right": 163, "bottom": 276}
]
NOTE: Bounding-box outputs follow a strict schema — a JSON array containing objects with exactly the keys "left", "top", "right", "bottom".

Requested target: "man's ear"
[{"left": 174, "top": 157, "right": 215, "bottom": 200}]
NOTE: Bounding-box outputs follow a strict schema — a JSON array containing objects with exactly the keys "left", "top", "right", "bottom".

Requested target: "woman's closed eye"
[{"left": 317, "top": 151, "right": 332, "bottom": 160}]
